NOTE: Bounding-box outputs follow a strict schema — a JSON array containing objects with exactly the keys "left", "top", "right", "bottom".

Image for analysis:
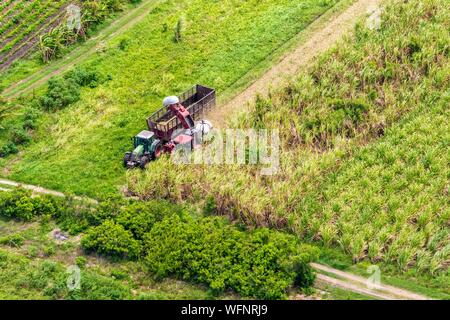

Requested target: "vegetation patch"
[{"left": 0, "top": 0, "right": 143, "bottom": 71}]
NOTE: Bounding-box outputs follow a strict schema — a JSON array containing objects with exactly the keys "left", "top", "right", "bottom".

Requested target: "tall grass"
[{"left": 128, "top": 0, "right": 450, "bottom": 276}]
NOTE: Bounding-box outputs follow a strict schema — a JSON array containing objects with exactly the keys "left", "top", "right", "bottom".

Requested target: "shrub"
[
  {"left": 0, "top": 141, "right": 18, "bottom": 157},
  {"left": 75, "top": 256, "right": 87, "bottom": 269},
  {"left": 173, "top": 17, "right": 183, "bottom": 43},
  {"left": 0, "top": 188, "right": 36, "bottom": 220},
  {"left": 10, "top": 128, "right": 31, "bottom": 145},
  {"left": 0, "top": 188, "right": 62, "bottom": 221},
  {"left": 43, "top": 245, "right": 56, "bottom": 257},
  {"left": 0, "top": 234, "right": 25, "bottom": 247},
  {"left": 65, "top": 67, "right": 100, "bottom": 88},
  {"left": 40, "top": 77, "right": 81, "bottom": 111},
  {"left": 118, "top": 37, "right": 130, "bottom": 51},
  {"left": 81, "top": 220, "right": 141, "bottom": 259},
  {"left": 115, "top": 200, "right": 182, "bottom": 240}
]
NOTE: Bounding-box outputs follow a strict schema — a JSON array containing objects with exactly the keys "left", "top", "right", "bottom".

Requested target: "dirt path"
[
  {"left": 2, "top": 0, "right": 161, "bottom": 98},
  {"left": 312, "top": 263, "right": 431, "bottom": 300},
  {"left": 208, "top": 0, "right": 381, "bottom": 127}
]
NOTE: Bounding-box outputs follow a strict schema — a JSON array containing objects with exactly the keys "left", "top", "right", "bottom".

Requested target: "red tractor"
[{"left": 124, "top": 85, "right": 215, "bottom": 169}]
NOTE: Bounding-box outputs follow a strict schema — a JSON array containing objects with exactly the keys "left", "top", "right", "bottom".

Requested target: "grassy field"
[
  {"left": 127, "top": 0, "right": 450, "bottom": 290},
  {"left": 0, "top": 0, "right": 341, "bottom": 196},
  {"left": 0, "top": 0, "right": 160, "bottom": 95}
]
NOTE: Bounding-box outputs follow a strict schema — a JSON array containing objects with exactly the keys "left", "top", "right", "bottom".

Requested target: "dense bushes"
[
  {"left": 144, "top": 216, "right": 318, "bottom": 299},
  {"left": 81, "top": 220, "right": 142, "bottom": 259},
  {"left": 81, "top": 203, "right": 318, "bottom": 299},
  {"left": 0, "top": 188, "right": 60, "bottom": 221},
  {"left": 40, "top": 77, "right": 81, "bottom": 111},
  {"left": 41, "top": 67, "right": 107, "bottom": 111}
]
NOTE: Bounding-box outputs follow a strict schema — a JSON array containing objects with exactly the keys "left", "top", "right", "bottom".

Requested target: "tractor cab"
[{"left": 133, "top": 130, "right": 155, "bottom": 152}]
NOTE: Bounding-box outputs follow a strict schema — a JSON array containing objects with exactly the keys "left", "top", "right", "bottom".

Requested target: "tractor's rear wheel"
[
  {"left": 151, "top": 141, "right": 163, "bottom": 160},
  {"left": 123, "top": 152, "right": 132, "bottom": 167},
  {"left": 154, "top": 145, "right": 163, "bottom": 159},
  {"left": 140, "top": 156, "right": 150, "bottom": 169}
]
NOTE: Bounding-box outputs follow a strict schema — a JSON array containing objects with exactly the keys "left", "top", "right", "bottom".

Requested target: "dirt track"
[
  {"left": 208, "top": 0, "right": 381, "bottom": 127},
  {"left": 312, "top": 263, "right": 431, "bottom": 300}
]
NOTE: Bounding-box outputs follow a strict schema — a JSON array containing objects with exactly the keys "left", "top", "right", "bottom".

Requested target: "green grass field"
[
  {"left": 127, "top": 0, "right": 450, "bottom": 290},
  {"left": 0, "top": 0, "right": 340, "bottom": 196}
]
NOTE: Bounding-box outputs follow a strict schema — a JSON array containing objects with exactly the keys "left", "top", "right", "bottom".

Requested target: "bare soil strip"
[
  {"left": 208, "top": 0, "right": 381, "bottom": 127},
  {"left": 0, "top": 178, "right": 96, "bottom": 203}
]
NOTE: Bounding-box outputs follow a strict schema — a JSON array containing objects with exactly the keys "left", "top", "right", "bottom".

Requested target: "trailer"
[{"left": 147, "top": 84, "right": 216, "bottom": 142}]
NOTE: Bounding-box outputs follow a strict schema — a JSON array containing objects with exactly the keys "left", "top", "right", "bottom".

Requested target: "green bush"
[
  {"left": 81, "top": 220, "right": 141, "bottom": 259},
  {"left": 0, "top": 188, "right": 62, "bottom": 221},
  {"left": 22, "top": 107, "right": 42, "bottom": 130},
  {"left": 0, "top": 141, "right": 18, "bottom": 157},
  {"left": 65, "top": 67, "right": 100, "bottom": 88},
  {"left": 75, "top": 256, "right": 87, "bottom": 268},
  {"left": 115, "top": 200, "right": 182, "bottom": 240},
  {"left": 144, "top": 216, "right": 318, "bottom": 299},
  {"left": 10, "top": 128, "right": 31, "bottom": 145},
  {"left": 40, "top": 77, "right": 81, "bottom": 111},
  {"left": 0, "top": 234, "right": 25, "bottom": 247}
]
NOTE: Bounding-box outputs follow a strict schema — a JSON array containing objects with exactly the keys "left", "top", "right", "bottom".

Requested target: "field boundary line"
[{"left": 0, "top": 178, "right": 96, "bottom": 203}]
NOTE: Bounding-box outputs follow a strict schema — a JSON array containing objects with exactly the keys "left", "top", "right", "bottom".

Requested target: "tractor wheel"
[
  {"left": 152, "top": 142, "right": 163, "bottom": 160},
  {"left": 123, "top": 152, "right": 132, "bottom": 167},
  {"left": 140, "top": 156, "right": 150, "bottom": 169}
]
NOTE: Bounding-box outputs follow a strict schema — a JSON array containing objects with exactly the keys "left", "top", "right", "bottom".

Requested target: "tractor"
[
  {"left": 123, "top": 130, "right": 163, "bottom": 169},
  {"left": 124, "top": 84, "right": 215, "bottom": 169}
]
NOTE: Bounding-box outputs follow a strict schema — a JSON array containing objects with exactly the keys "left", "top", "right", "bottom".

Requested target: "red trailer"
[{"left": 147, "top": 84, "right": 216, "bottom": 142}]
